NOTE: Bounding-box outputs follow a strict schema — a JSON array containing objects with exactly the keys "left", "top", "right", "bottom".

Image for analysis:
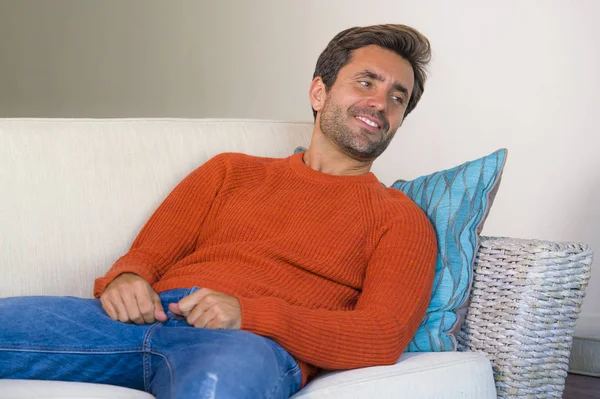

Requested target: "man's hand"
[
  {"left": 169, "top": 288, "right": 242, "bottom": 330},
  {"left": 100, "top": 272, "right": 167, "bottom": 324}
]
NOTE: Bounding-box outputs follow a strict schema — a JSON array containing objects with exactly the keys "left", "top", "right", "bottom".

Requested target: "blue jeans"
[{"left": 0, "top": 288, "right": 302, "bottom": 399}]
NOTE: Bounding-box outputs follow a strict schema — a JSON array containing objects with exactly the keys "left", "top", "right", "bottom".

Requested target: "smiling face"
[{"left": 313, "top": 45, "right": 415, "bottom": 161}]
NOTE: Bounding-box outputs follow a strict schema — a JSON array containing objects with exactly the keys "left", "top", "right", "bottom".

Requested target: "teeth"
[{"left": 357, "top": 116, "right": 378, "bottom": 127}]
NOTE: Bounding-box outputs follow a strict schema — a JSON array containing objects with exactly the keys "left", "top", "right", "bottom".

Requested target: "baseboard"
[{"left": 569, "top": 314, "right": 600, "bottom": 377}]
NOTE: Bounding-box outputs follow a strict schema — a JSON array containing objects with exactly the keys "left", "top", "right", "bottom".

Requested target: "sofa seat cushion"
[
  {"left": 0, "top": 352, "right": 495, "bottom": 398},
  {"left": 291, "top": 352, "right": 496, "bottom": 399},
  {"left": 0, "top": 379, "right": 154, "bottom": 399}
]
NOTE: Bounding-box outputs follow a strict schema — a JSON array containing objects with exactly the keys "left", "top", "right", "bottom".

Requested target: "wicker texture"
[{"left": 457, "top": 236, "right": 593, "bottom": 398}]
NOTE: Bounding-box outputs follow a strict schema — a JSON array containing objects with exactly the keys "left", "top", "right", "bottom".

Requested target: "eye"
[
  {"left": 359, "top": 81, "right": 371, "bottom": 87},
  {"left": 391, "top": 95, "right": 404, "bottom": 105}
]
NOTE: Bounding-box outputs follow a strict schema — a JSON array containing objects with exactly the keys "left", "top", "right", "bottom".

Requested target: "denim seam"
[
  {"left": 142, "top": 322, "right": 163, "bottom": 394},
  {"left": 0, "top": 346, "right": 144, "bottom": 353},
  {"left": 265, "top": 362, "right": 301, "bottom": 399},
  {"left": 144, "top": 350, "right": 174, "bottom": 399},
  {"left": 142, "top": 322, "right": 178, "bottom": 399},
  {"left": 145, "top": 286, "right": 195, "bottom": 399}
]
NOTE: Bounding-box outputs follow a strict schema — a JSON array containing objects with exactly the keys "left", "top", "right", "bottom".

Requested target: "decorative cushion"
[{"left": 392, "top": 149, "right": 507, "bottom": 351}]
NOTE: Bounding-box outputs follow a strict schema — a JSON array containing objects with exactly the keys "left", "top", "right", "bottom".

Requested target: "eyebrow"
[{"left": 355, "top": 70, "right": 409, "bottom": 97}]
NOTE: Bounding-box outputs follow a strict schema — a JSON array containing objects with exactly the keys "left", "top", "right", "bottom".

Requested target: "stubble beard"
[{"left": 319, "top": 98, "right": 396, "bottom": 161}]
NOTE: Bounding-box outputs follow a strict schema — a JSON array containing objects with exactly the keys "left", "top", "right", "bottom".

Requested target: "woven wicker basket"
[{"left": 457, "top": 236, "right": 593, "bottom": 398}]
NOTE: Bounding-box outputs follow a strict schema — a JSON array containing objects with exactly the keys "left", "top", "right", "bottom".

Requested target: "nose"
[{"left": 366, "top": 89, "right": 387, "bottom": 112}]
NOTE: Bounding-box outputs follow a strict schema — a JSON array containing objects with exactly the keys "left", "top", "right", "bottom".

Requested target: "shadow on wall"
[{"left": 571, "top": 171, "right": 599, "bottom": 317}]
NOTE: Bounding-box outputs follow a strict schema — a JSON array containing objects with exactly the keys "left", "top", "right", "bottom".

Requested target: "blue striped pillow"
[{"left": 392, "top": 149, "right": 507, "bottom": 351}]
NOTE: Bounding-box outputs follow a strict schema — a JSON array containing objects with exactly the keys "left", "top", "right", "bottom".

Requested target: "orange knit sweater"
[{"left": 94, "top": 152, "right": 438, "bottom": 387}]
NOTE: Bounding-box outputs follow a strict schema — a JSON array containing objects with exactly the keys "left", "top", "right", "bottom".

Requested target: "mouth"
[{"left": 354, "top": 115, "right": 382, "bottom": 132}]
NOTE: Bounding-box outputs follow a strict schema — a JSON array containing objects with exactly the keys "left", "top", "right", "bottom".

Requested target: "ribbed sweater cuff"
[
  {"left": 239, "top": 296, "right": 286, "bottom": 337},
  {"left": 93, "top": 255, "right": 160, "bottom": 297}
]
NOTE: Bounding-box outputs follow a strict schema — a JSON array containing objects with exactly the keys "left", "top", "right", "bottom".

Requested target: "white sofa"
[{"left": 0, "top": 119, "right": 592, "bottom": 398}]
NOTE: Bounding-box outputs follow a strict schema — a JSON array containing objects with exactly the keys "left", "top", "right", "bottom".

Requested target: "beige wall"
[{"left": 1, "top": 0, "right": 598, "bottom": 333}]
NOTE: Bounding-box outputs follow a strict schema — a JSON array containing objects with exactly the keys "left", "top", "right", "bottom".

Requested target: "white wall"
[{"left": 1, "top": 0, "right": 598, "bottom": 334}]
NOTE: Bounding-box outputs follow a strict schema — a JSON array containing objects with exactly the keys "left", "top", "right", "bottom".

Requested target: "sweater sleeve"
[
  {"left": 93, "top": 154, "right": 229, "bottom": 297},
  {"left": 238, "top": 210, "right": 438, "bottom": 370}
]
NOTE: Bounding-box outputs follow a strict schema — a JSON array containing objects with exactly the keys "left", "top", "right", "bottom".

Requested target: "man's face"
[{"left": 316, "top": 45, "right": 415, "bottom": 161}]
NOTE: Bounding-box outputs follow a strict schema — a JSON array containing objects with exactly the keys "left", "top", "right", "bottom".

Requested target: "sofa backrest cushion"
[{"left": 0, "top": 118, "right": 312, "bottom": 297}]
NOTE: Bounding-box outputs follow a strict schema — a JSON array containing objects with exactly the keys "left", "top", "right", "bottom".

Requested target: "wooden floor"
[{"left": 563, "top": 373, "right": 600, "bottom": 399}]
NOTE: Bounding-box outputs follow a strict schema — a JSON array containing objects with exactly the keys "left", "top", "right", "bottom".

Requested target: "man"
[{"left": 0, "top": 24, "right": 437, "bottom": 399}]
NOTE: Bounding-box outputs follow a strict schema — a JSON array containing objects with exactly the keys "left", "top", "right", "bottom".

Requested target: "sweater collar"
[{"left": 288, "top": 152, "right": 380, "bottom": 185}]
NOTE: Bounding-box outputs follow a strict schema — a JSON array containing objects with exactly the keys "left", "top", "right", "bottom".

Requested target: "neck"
[{"left": 303, "top": 127, "right": 373, "bottom": 176}]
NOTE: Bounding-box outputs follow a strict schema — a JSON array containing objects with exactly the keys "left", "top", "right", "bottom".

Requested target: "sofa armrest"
[{"left": 457, "top": 236, "right": 593, "bottom": 398}]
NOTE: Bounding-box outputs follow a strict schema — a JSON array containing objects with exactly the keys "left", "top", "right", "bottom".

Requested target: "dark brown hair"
[{"left": 312, "top": 24, "right": 431, "bottom": 120}]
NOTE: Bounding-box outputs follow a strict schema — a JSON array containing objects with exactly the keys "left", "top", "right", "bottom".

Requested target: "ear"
[{"left": 309, "top": 77, "right": 327, "bottom": 114}]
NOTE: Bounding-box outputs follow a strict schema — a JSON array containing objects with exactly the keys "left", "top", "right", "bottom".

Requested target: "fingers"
[
  {"left": 101, "top": 284, "right": 240, "bottom": 329},
  {"left": 175, "top": 288, "right": 214, "bottom": 316},
  {"left": 204, "top": 315, "right": 225, "bottom": 330},
  {"left": 168, "top": 302, "right": 181, "bottom": 315},
  {"left": 100, "top": 296, "right": 117, "bottom": 320},
  {"left": 112, "top": 298, "right": 129, "bottom": 323},
  {"left": 202, "top": 306, "right": 234, "bottom": 330},
  {"left": 205, "top": 312, "right": 228, "bottom": 330},
  {"left": 189, "top": 302, "right": 236, "bottom": 329},
  {"left": 186, "top": 300, "right": 214, "bottom": 327},
  {"left": 134, "top": 289, "right": 156, "bottom": 324},
  {"left": 119, "top": 285, "right": 145, "bottom": 324},
  {"left": 100, "top": 273, "right": 163, "bottom": 325},
  {"left": 172, "top": 289, "right": 241, "bottom": 330},
  {"left": 152, "top": 293, "right": 167, "bottom": 322},
  {"left": 101, "top": 289, "right": 130, "bottom": 323}
]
